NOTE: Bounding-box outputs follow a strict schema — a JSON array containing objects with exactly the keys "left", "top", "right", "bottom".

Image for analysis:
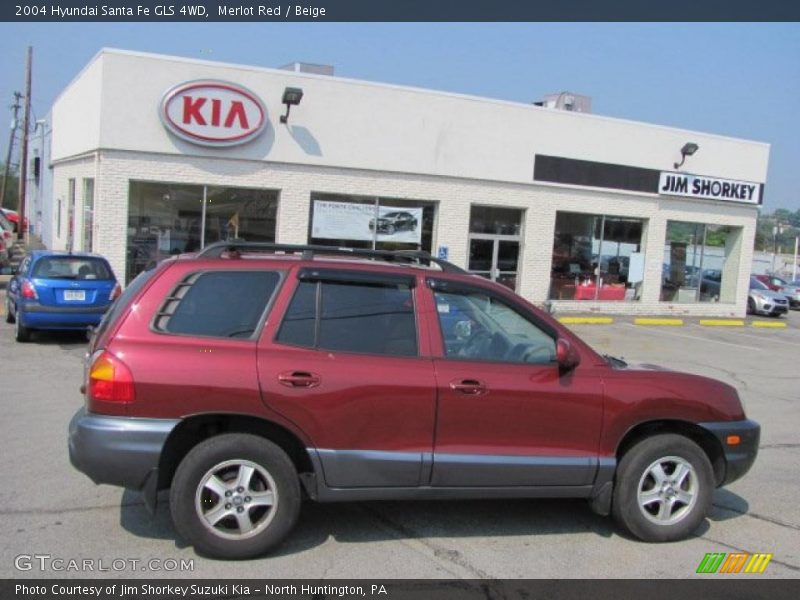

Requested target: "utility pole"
[
  {"left": 0, "top": 91, "right": 22, "bottom": 208},
  {"left": 18, "top": 45, "right": 32, "bottom": 240}
]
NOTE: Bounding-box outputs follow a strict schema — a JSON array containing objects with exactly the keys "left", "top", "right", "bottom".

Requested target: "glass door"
[{"left": 468, "top": 236, "right": 521, "bottom": 291}]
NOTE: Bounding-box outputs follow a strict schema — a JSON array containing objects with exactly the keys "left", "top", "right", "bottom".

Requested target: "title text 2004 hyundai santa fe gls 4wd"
[{"left": 68, "top": 242, "right": 759, "bottom": 559}]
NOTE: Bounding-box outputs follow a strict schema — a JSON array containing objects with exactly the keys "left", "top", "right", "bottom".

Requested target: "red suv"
[{"left": 68, "top": 242, "right": 759, "bottom": 559}]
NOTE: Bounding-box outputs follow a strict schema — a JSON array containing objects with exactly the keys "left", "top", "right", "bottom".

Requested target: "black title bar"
[
  {"left": 4, "top": 0, "right": 800, "bottom": 22},
  {"left": 5, "top": 579, "right": 800, "bottom": 600}
]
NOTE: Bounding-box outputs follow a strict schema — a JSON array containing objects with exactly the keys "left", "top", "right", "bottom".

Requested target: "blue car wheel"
[{"left": 14, "top": 310, "right": 31, "bottom": 342}]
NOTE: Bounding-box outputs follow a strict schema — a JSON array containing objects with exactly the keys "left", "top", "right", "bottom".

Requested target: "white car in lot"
[{"left": 747, "top": 276, "right": 789, "bottom": 317}]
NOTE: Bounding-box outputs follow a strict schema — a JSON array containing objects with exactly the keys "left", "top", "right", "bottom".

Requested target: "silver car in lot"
[
  {"left": 777, "top": 279, "right": 800, "bottom": 309},
  {"left": 748, "top": 276, "right": 789, "bottom": 317}
]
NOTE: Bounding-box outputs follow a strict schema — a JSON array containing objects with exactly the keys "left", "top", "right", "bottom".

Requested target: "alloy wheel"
[
  {"left": 636, "top": 456, "right": 698, "bottom": 526},
  {"left": 194, "top": 459, "right": 278, "bottom": 540}
]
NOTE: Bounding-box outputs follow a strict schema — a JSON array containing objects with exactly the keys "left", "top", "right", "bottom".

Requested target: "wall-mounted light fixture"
[
  {"left": 674, "top": 142, "right": 699, "bottom": 170},
  {"left": 280, "top": 87, "right": 304, "bottom": 124}
]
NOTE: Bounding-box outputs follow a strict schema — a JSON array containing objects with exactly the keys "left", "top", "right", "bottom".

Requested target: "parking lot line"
[
  {"left": 622, "top": 323, "right": 761, "bottom": 351},
  {"left": 686, "top": 325, "right": 800, "bottom": 348}
]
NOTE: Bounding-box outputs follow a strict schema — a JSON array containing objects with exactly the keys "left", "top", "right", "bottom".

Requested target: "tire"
[
  {"left": 747, "top": 297, "right": 755, "bottom": 315},
  {"left": 169, "top": 433, "right": 300, "bottom": 559},
  {"left": 612, "top": 434, "right": 713, "bottom": 542},
  {"left": 5, "top": 297, "right": 13, "bottom": 324},
  {"left": 14, "top": 313, "right": 31, "bottom": 342}
]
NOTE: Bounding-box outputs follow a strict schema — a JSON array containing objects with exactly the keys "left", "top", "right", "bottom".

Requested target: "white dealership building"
[{"left": 32, "top": 48, "right": 770, "bottom": 316}]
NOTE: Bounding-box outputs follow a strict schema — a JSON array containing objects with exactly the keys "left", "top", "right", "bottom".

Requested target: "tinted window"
[
  {"left": 434, "top": 288, "right": 555, "bottom": 364},
  {"left": 156, "top": 271, "right": 280, "bottom": 338},
  {"left": 276, "top": 279, "right": 417, "bottom": 356},
  {"left": 32, "top": 257, "right": 113, "bottom": 280},
  {"left": 276, "top": 280, "right": 317, "bottom": 348}
]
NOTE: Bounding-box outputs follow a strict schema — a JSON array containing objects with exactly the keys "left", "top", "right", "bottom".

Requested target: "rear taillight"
[
  {"left": 110, "top": 283, "right": 122, "bottom": 301},
  {"left": 87, "top": 350, "right": 135, "bottom": 413},
  {"left": 21, "top": 280, "right": 38, "bottom": 300}
]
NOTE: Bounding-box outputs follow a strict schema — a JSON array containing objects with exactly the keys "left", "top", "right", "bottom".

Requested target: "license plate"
[{"left": 64, "top": 290, "right": 86, "bottom": 301}]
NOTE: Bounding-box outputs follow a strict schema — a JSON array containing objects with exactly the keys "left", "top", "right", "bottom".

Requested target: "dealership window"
[
  {"left": 82, "top": 178, "right": 94, "bottom": 252},
  {"left": 127, "top": 181, "right": 278, "bottom": 283},
  {"left": 549, "top": 212, "right": 646, "bottom": 302},
  {"left": 308, "top": 192, "right": 435, "bottom": 253},
  {"left": 660, "top": 221, "right": 741, "bottom": 303}
]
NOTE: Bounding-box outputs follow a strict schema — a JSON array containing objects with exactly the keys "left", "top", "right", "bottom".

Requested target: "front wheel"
[
  {"left": 5, "top": 297, "right": 13, "bottom": 324},
  {"left": 169, "top": 433, "right": 300, "bottom": 559},
  {"left": 747, "top": 297, "right": 756, "bottom": 315},
  {"left": 612, "top": 434, "right": 713, "bottom": 542}
]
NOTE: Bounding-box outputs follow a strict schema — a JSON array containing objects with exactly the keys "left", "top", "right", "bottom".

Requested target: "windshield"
[
  {"left": 750, "top": 277, "right": 769, "bottom": 290},
  {"left": 32, "top": 257, "right": 113, "bottom": 280}
]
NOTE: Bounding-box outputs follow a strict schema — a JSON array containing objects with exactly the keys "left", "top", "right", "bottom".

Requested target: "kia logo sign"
[{"left": 160, "top": 80, "right": 267, "bottom": 147}]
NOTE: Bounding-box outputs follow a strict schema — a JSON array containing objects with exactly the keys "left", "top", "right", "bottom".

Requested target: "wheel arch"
[
  {"left": 616, "top": 419, "right": 726, "bottom": 486},
  {"left": 157, "top": 413, "right": 314, "bottom": 492}
]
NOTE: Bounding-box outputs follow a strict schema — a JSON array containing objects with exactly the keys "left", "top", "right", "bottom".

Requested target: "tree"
[{"left": 0, "top": 162, "right": 19, "bottom": 211}]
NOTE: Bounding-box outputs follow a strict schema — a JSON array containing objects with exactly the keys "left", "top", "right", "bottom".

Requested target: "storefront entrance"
[
  {"left": 467, "top": 206, "right": 523, "bottom": 291},
  {"left": 468, "top": 236, "right": 520, "bottom": 291}
]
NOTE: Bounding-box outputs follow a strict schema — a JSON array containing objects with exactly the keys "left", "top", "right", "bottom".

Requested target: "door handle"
[
  {"left": 449, "top": 378, "right": 487, "bottom": 395},
  {"left": 278, "top": 371, "right": 321, "bottom": 388}
]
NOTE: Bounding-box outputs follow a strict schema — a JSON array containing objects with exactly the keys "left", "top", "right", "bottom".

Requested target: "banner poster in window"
[{"left": 312, "top": 201, "right": 423, "bottom": 244}]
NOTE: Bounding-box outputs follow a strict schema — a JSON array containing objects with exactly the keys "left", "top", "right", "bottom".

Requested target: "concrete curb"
[
  {"left": 752, "top": 321, "right": 788, "bottom": 328},
  {"left": 557, "top": 315, "right": 791, "bottom": 330},
  {"left": 633, "top": 318, "right": 684, "bottom": 326},
  {"left": 557, "top": 317, "right": 614, "bottom": 325},
  {"left": 698, "top": 319, "right": 745, "bottom": 327}
]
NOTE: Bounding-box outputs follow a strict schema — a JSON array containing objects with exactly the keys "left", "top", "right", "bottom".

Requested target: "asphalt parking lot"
[{"left": 0, "top": 292, "right": 798, "bottom": 580}]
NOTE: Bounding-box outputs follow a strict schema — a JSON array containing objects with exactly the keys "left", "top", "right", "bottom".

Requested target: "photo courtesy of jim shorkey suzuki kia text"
[
  {"left": 38, "top": 5, "right": 328, "bottom": 18},
  {"left": 14, "top": 583, "right": 387, "bottom": 597}
]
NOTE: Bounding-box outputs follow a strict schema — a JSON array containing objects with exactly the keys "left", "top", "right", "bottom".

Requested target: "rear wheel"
[
  {"left": 612, "top": 434, "right": 713, "bottom": 542},
  {"left": 170, "top": 433, "right": 300, "bottom": 559},
  {"left": 14, "top": 314, "right": 31, "bottom": 342}
]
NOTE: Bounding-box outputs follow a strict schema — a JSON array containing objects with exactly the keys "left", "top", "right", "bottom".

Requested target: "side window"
[
  {"left": 433, "top": 288, "right": 555, "bottom": 364},
  {"left": 275, "top": 280, "right": 317, "bottom": 348},
  {"left": 276, "top": 278, "right": 418, "bottom": 357},
  {"left": 155, "top": 271, "right": 280, "bottom": 339}
]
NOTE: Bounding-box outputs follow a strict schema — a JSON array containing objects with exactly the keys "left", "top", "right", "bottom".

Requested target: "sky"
[{"left": 1, "top": 22, "right": 798, "bottom": 210}]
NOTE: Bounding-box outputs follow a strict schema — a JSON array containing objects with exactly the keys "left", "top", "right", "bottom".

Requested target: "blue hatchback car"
[{"left": 5, "top": 251, "right": 120, "bottom": 342}]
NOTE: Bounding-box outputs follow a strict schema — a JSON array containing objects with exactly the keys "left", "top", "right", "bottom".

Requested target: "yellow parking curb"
[
  {"left": 558, "top": 317, "right": 614, "bottom": 325},
  {"left": 752, "top": 321, "right": 788, "bottom": 328},
  {"left": 634, "top": 318, "right": 684, "bottom": 326},
  {"left": 698, "top": 319, "right": 745, "bottom": 327}
]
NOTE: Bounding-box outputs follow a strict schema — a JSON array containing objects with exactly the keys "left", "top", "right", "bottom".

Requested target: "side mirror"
[{"left": 556, "top": 338, "right": 581, "bottom": 372}]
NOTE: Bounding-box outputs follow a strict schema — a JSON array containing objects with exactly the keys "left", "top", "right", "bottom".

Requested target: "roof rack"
[{"left": 196, "top": 241, "right": 466, "bottom": 274}]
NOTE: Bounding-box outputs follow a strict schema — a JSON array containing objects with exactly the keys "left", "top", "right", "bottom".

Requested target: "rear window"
[
  {"left": 155, "top": 271, "right": 281, "bottom": 339},
  {"left": 91, "top": 267, "right": 156, "bottom": 350},
  {"left": 32, "top": 257, "right": 113, "bottom": 280}
]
